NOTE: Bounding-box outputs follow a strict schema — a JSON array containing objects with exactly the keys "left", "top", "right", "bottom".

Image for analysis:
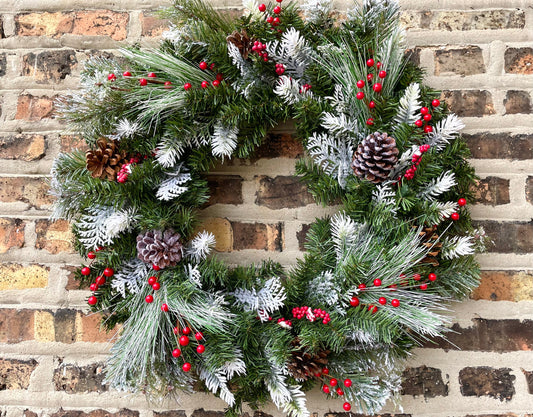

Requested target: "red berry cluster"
[
  {"left": 291, "top": 306, "right": 331, "bottom": 324},
  {"left": 259, "top": 0, "right": 283, "bottom": 30},
  {"left": 172, "top": 326, "right": 205, "bottom": 373},
  {"left": 319, "top": 368, "right": 353, "bottom": 411},
  {"left": 414, "top": 100, "right": 440, "bottom": 133},
  {"left": 275, "top": 63, "right": 285, "bottom": 76},
  {"left": 145, "top": 264, "right": 165, "bottom": 305},
  {"left": 355, "top": 57, "right": 386, "bottom": 126},
  {"left": 450, "top": 197, "right": 467, "bottom": 221},
  {"left": 84, "top": 263, "right": 114, "bottom": 306},
  {"left": 410, "top": 272, "right": 439, "bottom": 290},
  {"left": 251, "top": 41, "right": 269, "bottom": 62},
  {"left": 277, "top": 317, "right": 292, "bottom": 327},
  {"left": 349, "top": 278, "right": 401, "bottom": 314},
  {"left": 117, "top": 156, "right": 141, "bottom": 183},
  {"left": 404, "top": 144, "right": 431, "bottom": 180}
]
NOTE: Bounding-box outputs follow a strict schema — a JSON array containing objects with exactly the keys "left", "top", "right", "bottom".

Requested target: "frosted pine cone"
[
  {"left": 136, "top": 229, "right": 183, "bottom": 268},
  {"left": 352, "top": 132, "right": 399, "bottom": 184}
]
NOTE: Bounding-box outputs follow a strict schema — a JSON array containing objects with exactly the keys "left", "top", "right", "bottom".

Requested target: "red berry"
[
  {"left": 322, "top": 385, "right": 330, "bottom": 394},
  {"left": 88, "top": 251, "right": 96, "bottom": 259},
  {"left": 147, "top": 72, "right": 156, "bottom": 78},
  {"left": 378, "top": 70, "right": 387, "bottom": 78},
  {"left": 366, "top": 118, "right": 374, "bottom": 126},
  {"left": 258, "top": 3, "right": 266, "bottom": 11},
  {"left": 356, "top": 80, "right": 365, "bottom": 88},
  {"left": 377, "top": 62, "right": 382, "bottom": 69},
  {"left": 413, "top": 274, "right": 421, "bottom": 281},
  {"left": 179, "top": 335, "right": 189, "bottom": 346},
  {"left": 369, "top": 305, "right": 378, "bottom": 314},
  {"left": 420, "top": 283, "right": 428, "bottom": 290},
  {"left": 373, "top": 278, "right": 382, "bottom": 286},
  {"left": 182, "top": 362, "right": 191, "bottom": 372},
  {"left": 145, "top": 295, "right": 153, "bottom": 303},
  {"left": 212, "top": 80, "right": 220, "bottom": 87},
  {"left": 343, "top": 402, "right": 351, "bottom": 412},
  {"left": 358, "top": 283, "right": 366, "bottom": 290},
  {"left": 183, "top": 82, "right": 192, "bottom": 90},
  {"left": 423, "top": 114, "right": 432, "bottom": 122},
  {"left": 391, "top": 299, "right": 400, "bottom": 307},
  {"left": 378, "top": 297, "right": 387, "bottom": 305},
  {"left": 366, "top": 58, "right": 375, "bottom": 67},
  {"left": 172, "top": 348, "right": 181, "bottom": 358},
  {"left": 152, "top": 264, "right": 161, "bottom": 271},
  {"left": 173, "top": 327, "right": 179, "bottom": 335},
  {"left": 81, "top": 267, "right": 91, "bottom": 276},
  {"left": 330, "top": 378, "right": 338, "bottom": 386},
  {"left": 432, "top": 99, "right": 440, "bottom": 107},
  {"left": 336, "top": 388, "right": 344, "bottom": 396},
  {"left": 451, "top": 212, "right": 460, "bottom": 221},
  {"left": 367, "top": 73, "right": 373, "bottom": 81},
  {"left": 322, "top": 367, "right": 329, "bottom": 375},
  {"left": 88, "top": 296, "right": 98, "bottom": 305},
  {"left": 201, "top": 81, "right": 209, "bottom": 88},
  {"left": 415, "top": 119, "right": 423, "bottom": 127},
  {"left": 95, "top": 276, "right": 106, "bottom": 286},
  {"left": 152, "top": 282, "right": 161, "bottom": 291},
  {"left": 199, "top": 61, "right": 208, "bottom": 70},
  {"left": 164, "top": 81, "right": 172, "bottom": 89},
  {"left": 273, "top": 17, "right": 280, "bottom": 25},
  {"left": 373, "top": 83, "right": 382, "bottom": 93},
  {"left": 276, "top": 0, "right": 282, "bottom": 2},
  {"left": 273, "top": 6, "right": 281, "bottom": 14},
  {"left": 195, "top": 331, "right": 203, "bottom": 341},
  {"left": 148, "top": 276, "right": 157, "bottom": 285},
  {"left": 266, "top": 16, "right": 274, "bottom": 23},
  {"left": 89, "top": 283, "right": 98, "bottom": 292},
  {"left": 424, "top": 125, "right": 433, "bottom": 133},
  {"left": 139, "top": 78, "right": 148, "bottom": 86},
  {"left": 458, "top": 198, "right": 467, "bottom": 207},
  {"left": 182, "top": 327, "right": 191, "bottom": 335},
  {"left": 216, "top": 73, "right": 224, "bottom": 81},
  {"left": 350, "top": 297, "right": 360, "bottom": 307},
  {"left": 344, "top": 378, "right": 352, "bottom": 387},
  {"left": 356, "top": 91, "right": 365, "bottom": 100},
  {"left": 420, "top": 107, "right": 429, "bottom": 115},
  {"left": 123, "top": 71, "right": 132, "bottom": 77},
  {"left": 369, "top": 101, "right": 376, "bottom": 109},
  {"left": 196, "top": 344, "right": 205, "bottom": 354},
  {"left": 104, "top": 268, "right": 114, "bottom": 277},
  {"left": 108, "top": 73, "right": 116, "bottom": 81},
  {"left": 428, "top": 273, "right": 437, "bottom": 282},
  {"left": 209, "top": 63, "right": 215, "bottom": 71}
]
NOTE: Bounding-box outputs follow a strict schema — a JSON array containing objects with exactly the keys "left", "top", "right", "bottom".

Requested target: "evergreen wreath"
[{"left": 51, "top": 0, "right": 489, "bottom": 415}]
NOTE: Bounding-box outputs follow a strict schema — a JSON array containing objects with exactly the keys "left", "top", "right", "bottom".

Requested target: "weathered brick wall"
[{"left": 0, "top": 0, "right": 532, "bottom": 416}]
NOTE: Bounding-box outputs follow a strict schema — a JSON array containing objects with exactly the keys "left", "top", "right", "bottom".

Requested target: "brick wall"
[{"left": 0, "top": 0, "right": 532, "bottom": 416}]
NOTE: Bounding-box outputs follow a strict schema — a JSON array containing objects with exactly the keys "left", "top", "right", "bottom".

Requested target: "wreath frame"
[{"left": 51, "top": 0, "right": 487, "bottom": 415}]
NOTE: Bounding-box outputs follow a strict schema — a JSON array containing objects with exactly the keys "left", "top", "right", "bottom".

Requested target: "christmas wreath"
[{"left": 51, "top": 0, "right": 488, "bottom": 415}]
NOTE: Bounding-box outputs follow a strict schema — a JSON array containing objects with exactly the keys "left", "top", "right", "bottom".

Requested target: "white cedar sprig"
[
  {"left": 307, "top": 132, "right": 353, "bottom": 188},
  {"left": 274, "top": 76, "right": 311, "bottom": 105},
  {"left": 232, "top": 277, "right": 287, "bottom": 322},
  {"left": 112, "top": 258, "right": 151, "bottom": 297},
  {"left": 76, "top": 205, "right": 117, "bottom": 249},
  {"left": 394, "top": 82, "right": 420, "bottom": 126},
  {"left": 156, "top": 163, "right": 192, "bottom": 201},
  {"left": 266, "top": 28, "right": 313, "bottom": 79},
  {"left": 321, "top": 112, "right": 358, "bottom": 137},
  {"left": 198, "top": 364, "right": 236, "bottom": 406}
]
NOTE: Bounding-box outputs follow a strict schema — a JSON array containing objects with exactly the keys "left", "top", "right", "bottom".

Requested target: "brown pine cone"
[
  {"left": 287, "top": 338, "right": 330, "bottom": 381},
  {"left": 86, "top": 137, "right": 128, "bottom": 181},
  {"left": 227, "top": 29, "right": 254, "bottom": 59},
  {"left": 136, "top": 229, "right": 184, "bottom": 269},
  {"left": 417, "top": 225, "right": 442, "bottom": 266},
  {"left": 352, "top": 132, "right": 399, "bottom": 184}
]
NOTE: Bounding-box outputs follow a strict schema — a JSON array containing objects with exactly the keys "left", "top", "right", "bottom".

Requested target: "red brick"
[
  {"left": 60, "top": 134, "right": 88, "bottom": 152},
  {"left": 253, "top": 133, "right": 304, "bottom": 160},
  {"left": 0, "top": 358, "right": 38, "bottom": 390},
  {"left": 0, "top": 134, "right": 46, "bottom": 161},
  {"left": 296, "top": 224, "right": 311, "bottom": 251},
  {"left": 472, "top": 270, "right": 533, "bottom": 302},
  {"left": 505, "top": 47, "right": 533, "bottom": 74},
  {"left": 22, "top": 50, "right": 77, "bottom": 84},
  {"left": 190, "top": 411, "right": 224, "bottom": 417},
  {"left": 49, "top": 409, "right": 139, "bottom": 417},
  {"left": 527, "top": 177, "right": 533, "bottom": 204},
  {"left": 35, "top": 219, "right": 74, "bottom": 254},
  {"left": 424, "top": 319, "right": 533, "bottom": 352},
  {"left": 139, "top": 13, "right": 169, "bottom": 37},
  {"left": 401, "top": 366, "right": 448, "bottom": 398},
  {"left": 475, "top": 220, "right": 533, "bottom": 253},
  {"left": 231, "top": 222, "right": 283, "bottom": 251},
  {"left": 79, "top": 312, "right": 115, "bottom": 343},
  {"left": 465, "top": 133, "right": 532, "bottom": 160},
  {"left": 473, "top": 177, "right": 510, "bottom": 206},
  {"left": 459, "top": 367, "right": 515, "bottom": 401},
  {"left": 54, "top": 361, "right": 107, "bottom": 393},
  {"left": 53, "top": 309, "right": 78, "bottom": 344},
  {"left": 435, "top": 46, "right": 485, "bottom": 76},
  {"left": 504, "top": 90, "right": 532, "bottom": 114},
  {"left": 441, "top": 90, "right": 495, "bottom": 117},
  {"left": 205, "top": 175, "right": 243, "bottom": 206},
  {"left": 0, "top": 218, "right": 25, "bottom": 253},
  {"left": 154, "top": 412, "right": 186, "bottom": 417},
  {"left": 255, "top": 176, "right": 315, "bottom": 209},
  {"left": 15, "top": 11, "right": 128, "bottom": 41},
  {"left": 0, "top": 177, "right": 53, "bottom": 209},
  {"left": 15, "top": 94, "right": 57, "bottom": 120},
  {"left": 0, "top": 309, "right": 35, "bottom": 343}
]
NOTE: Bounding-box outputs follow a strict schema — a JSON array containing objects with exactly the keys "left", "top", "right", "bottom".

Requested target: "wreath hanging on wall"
[{"left": 51, "top": 0, "right": 488, "bottom": 415}]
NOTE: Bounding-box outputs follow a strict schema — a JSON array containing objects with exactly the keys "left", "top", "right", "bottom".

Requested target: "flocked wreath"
[{"left": 51, "top": 0, "right": 489, "bottom": 415}]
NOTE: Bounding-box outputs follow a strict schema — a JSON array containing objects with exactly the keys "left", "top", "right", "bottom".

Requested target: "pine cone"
[
  {"left": 287, "top": 338, "right": 330, "bottom": 381},
  {"left": 86, "top": 138, "right": 128, "bottom": 181},
  {"left": 417, "top": 225, "right": 442, "bottom": 266},
  {"left": 136, "top": 229, "right": 184, "bottom": 268},
  {"left": 227, "top": 30, "right": 253, "bottom": 59},
  {"left": 352, "top": 132, "right": 399, "bottom": 184}
]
